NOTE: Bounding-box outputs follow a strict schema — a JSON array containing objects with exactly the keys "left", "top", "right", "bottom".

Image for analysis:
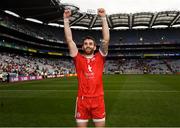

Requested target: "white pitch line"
[{"left": 0, "top": 90, "right": 180, "bottom": 93}]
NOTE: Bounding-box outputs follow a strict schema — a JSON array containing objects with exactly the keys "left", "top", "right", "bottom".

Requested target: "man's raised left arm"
[{"left": 98, "top": 8, "right": 110, "bottom": 56}]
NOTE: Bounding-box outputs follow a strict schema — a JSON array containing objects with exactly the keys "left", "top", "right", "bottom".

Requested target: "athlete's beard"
[{"left": 83, "top": 47, "right": 94, "bottom": 55}]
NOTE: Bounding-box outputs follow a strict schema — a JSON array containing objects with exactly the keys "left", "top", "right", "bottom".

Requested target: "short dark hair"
[{"left": 81, "top": 36, "right": 96, "bottom": 46}]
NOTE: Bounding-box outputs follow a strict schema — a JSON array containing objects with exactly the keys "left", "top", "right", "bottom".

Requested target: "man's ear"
[{"left": 94, "top": 46, "right": 96, "bottom": 51}]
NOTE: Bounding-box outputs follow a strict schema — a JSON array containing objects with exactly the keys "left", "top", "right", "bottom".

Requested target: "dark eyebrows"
[
  {"left": 83, "top": 41, "right": 94, "bottom": 45},
  {"left": 89, "top": 42, "right": 93, "bottom": 45}
]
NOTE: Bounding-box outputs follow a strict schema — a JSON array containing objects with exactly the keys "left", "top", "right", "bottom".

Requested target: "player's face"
[{"left": 82, "top": 39, "right": 96, "bottom": 55}]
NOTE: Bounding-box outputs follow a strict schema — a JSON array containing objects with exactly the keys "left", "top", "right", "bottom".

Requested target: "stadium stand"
[
  {"left": 105, "top": 59, "right": 173, "bottom": 74},
  {"left": 0, "top": 7, "right": 180, "bottom": 82},
  {"left": 0, "top": 52, "right": 75, "bottom": 82}
]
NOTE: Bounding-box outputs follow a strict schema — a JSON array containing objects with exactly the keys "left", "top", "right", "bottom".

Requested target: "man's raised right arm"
[{"left": 64, "top": 9, "right": 78, "bottom": 57}]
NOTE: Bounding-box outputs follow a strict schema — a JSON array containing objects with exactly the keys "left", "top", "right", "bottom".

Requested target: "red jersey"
[{"left": 73, "top": 51, "right": 105, "bottom": 97}]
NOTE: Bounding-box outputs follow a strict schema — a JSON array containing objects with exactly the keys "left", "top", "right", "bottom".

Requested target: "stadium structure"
[
  {"left": 0, "top": 0, "right": 180, "bottom": 80},
  {"left": 0, "top": 0, "right": 180, "bottom": 126}
]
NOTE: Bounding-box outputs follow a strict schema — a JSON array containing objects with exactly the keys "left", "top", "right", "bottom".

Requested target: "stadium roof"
[
  {"left": 1, "top": 0, "right": 180, "bottom": 30},
  {"left": 62, "top": 0, "right": 180, "bottom": 14}
]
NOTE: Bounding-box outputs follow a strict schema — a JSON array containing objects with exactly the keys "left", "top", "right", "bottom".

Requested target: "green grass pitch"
[{"left": 0, "top": 74, "right": 180, "bottom": 127}]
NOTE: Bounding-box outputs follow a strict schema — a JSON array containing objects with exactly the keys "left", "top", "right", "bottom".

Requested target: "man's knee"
[{"left": 93, "top": 118, "right": 105, "bottom": 127}]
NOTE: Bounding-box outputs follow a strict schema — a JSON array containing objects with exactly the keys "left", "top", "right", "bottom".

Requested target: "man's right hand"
[{"left": 64, "top": 9, "right": 71, "bottom": 19}]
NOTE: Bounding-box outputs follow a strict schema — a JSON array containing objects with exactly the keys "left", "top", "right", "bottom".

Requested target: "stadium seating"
[
  {"left": 0, "top": 52, "right": 75, "bottom": 79},
  {"left": 0, "top": 11, "right": 180, "bottom": 82}
]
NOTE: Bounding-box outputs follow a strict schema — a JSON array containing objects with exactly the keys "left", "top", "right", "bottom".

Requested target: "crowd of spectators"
[
  {"left": 1, "top": 51, "right": 180, "bottom": 82},
  {"left": 105, "top": 59, "right": 180, "bottom": 74},
  {"left": 0, "top": 52, "right": 75, "bottom": 82}
]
